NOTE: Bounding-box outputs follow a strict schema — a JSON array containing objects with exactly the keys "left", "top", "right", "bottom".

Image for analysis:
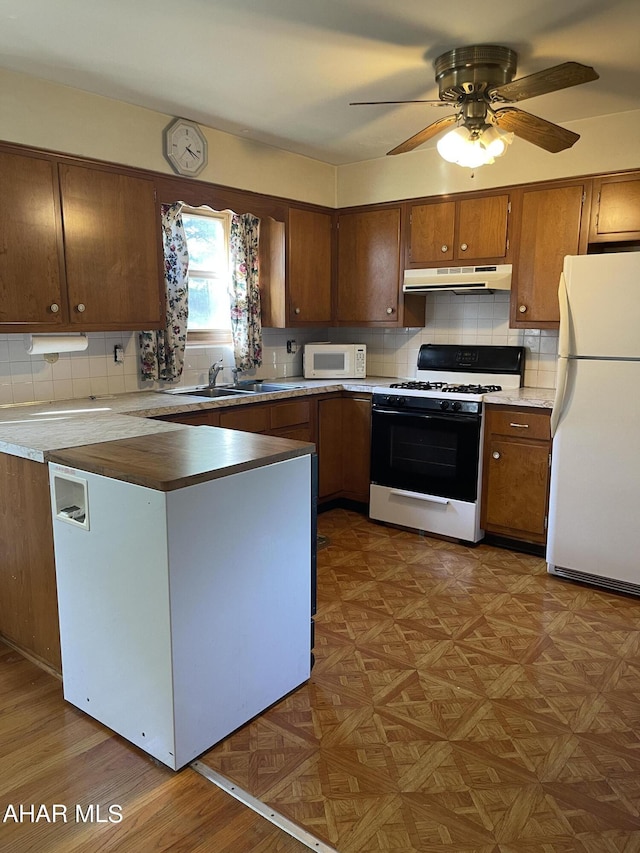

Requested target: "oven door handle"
[
  {"left": 390, "top": 489, "right": 449, "bottom": 505},
  {"left": 371, "top": 408, "right": 479, "bottom": 424}
]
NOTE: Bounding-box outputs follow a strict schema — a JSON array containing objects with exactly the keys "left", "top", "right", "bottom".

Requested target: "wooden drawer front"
[
  {"left": 219, "top": 406, "right": 269, "bottom": 433},
  {"left": 487, "top": 409, "right": 550, "bottom": 441},
  {"left": 269, "top": 400, "right": 311, "bottom": 430}
]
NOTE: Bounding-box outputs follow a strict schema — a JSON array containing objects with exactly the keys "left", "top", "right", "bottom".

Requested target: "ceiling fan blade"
[
  {"left": 387, "top": 114, "right": 458, "bottom": 155},
  {"left": 350, "top": 99, "right": 447, "bottom": 106},
  {"left": 493, "top": 107, "right": 579, "bottom": 153},
  {"left": 490, "top": 61, "right": 599, "bottom": 103}
]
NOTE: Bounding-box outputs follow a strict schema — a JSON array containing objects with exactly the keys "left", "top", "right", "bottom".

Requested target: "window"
[{"left": 182, "top": 206, "right": 232, "bottom": 344}]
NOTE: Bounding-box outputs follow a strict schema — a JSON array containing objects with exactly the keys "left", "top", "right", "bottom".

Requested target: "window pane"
[
  {"left": 188, "top": 276, "right": 231, "bottom": 330},
  {"left": 183, "top": 213, "right": 227, "bottom": 274}
]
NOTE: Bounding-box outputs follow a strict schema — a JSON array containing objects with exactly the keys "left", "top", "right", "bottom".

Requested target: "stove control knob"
[
  {"left": 393, "top": 396, "right": 406, "bottom": 407},
  {"left": 440, "top": 400, "right": 450, "bottom": 411},
  {"left": 451, "top": 401, "right": 462, "bottom": 411}
]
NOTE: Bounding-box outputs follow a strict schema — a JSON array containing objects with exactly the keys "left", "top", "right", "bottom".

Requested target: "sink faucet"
[
  {"left": 208, "top": 359, "right": 224, "bottom": 387},
  {"left": 231, "top": 367, "right": 243, "bottom": 387}
]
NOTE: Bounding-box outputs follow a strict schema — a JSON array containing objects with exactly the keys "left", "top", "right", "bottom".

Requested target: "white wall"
[
  {"left": 0, "top": 68, "right": 336, "bottom": 207},
  {"left": 337, "top": 110, "right": 640, "bottom": 207}
]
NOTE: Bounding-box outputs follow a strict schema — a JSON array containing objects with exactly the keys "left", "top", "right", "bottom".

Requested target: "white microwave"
[{"left": 303, "top": 343, "right": 366, "bottom": 379}]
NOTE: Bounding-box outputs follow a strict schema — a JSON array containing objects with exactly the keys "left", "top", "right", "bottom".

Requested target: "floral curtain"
[
  {"left": 229, "top": 213, "right": 262, "bottom": 370},
  {"left": 139, "top": 202, "right": 189, "bottom": 382}
]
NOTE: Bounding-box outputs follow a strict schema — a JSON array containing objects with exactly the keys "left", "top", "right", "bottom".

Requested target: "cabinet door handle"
[
  {"left": 518, "top": 304, "right": 528, "bottom": 313},
  {"left": 49, "top": 303, "right": 60, "bottom": 313},
  {"left": 460, "top": 242, "right": 468, "bottom": 252},
  {"left": 294, "top": 307, "right": 301, "bottom": 315},
  {"left": 509, "top": 422, "right": 529, "bottom": 429},
  {"left": 492, "top": 451, "right": 501, "bottom": 459},
  {"left": 76, "top": 303, "right": 86, "bottom": 313},
  {"left": 440, "top": 244, "right": 448, "bottom": 253},
  {"left": 386, "top": 307, "right": 395, "bottom": 315}
]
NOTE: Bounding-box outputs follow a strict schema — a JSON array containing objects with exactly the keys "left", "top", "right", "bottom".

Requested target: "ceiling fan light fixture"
[{"left": 436, "top": 123, "right": 513, "bottom": 168}]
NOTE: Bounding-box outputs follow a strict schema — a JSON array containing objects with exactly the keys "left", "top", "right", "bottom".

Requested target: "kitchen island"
[{"left": 48, "top": 427, "right": 315, "bottom": 770}]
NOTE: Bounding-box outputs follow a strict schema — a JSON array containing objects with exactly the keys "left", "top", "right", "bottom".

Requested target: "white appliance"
[
  {"left": 369, "top": 344, "right": 524, "bottom": 543},
  {"left": 547, "top": 252, "right": 640, "bottom": 594},
  {"left": 303, "top": 342, "right": 366, "bottom": 379},
  {"left": 403, "top": 264, "right": 512, "bottom": 295}
]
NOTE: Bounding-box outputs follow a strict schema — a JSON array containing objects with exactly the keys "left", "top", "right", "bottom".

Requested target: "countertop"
[
  {"left": 49, "top": 428, "right": 315, "bottom": 491},
  {"left": 0, "top": 378, "right": 554, "bottom": 462},
  {"left": 483, "top": 387, "right": 555, "bottom": 409}
]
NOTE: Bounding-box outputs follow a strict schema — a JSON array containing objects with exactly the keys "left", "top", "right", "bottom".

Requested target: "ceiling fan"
[{"left": 351, "top": 45, "right": 599, "bottom": 159}]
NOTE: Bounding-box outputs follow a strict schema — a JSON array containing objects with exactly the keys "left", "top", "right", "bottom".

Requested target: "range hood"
[{"left": 403, "top": 264, "right": 512, "bottom": 295}]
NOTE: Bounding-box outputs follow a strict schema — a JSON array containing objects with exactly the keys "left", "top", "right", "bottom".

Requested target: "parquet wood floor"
[{"left": 200, "top": 509, "right": 640, "bottom": 852}]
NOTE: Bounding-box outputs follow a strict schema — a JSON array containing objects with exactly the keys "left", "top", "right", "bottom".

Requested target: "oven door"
[{"left": 370, "top": 407, "right": 481, "bottom": 502}]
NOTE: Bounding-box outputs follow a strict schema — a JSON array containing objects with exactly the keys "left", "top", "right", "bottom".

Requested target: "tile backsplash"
[{"left": 0, "top": 292, "right": 557, "bottom": 406}]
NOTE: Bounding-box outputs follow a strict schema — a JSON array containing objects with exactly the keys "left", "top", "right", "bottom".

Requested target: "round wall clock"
[{"left": 163, "top": 118, "right": 208, "bottom": 177}]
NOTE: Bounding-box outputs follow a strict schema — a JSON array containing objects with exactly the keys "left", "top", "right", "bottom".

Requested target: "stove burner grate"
[{"left": 389, "top": 381, "right": 502, "bottom": 394}]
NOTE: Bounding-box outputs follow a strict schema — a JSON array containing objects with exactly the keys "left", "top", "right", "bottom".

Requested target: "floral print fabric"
[
  {"left": 229, "top": 213, "right": 262, "bottom": 371},
  {"left": 139, "top": 202, "right": 189, "bottom": 382}
]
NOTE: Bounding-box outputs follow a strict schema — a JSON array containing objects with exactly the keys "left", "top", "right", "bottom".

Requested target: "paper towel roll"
[{"left": 24, "top": 334, "right": 89, "bottom": 355}]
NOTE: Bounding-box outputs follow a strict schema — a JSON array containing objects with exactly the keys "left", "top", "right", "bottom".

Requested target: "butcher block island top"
[{"left": 48, "top": 427, "right": 315, "bottom": 491}]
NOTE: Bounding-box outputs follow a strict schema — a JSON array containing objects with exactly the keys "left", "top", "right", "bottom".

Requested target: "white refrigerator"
[{"left": 547, "top": 252, "right": 640, "bottom": 593}]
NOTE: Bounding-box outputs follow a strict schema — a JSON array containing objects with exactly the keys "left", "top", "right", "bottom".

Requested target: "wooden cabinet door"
[
  {"left": 59, "top": 164, "right": 164, "bottom": 330},
  {"left": 408, "top": 201, "right": 456, "bottom": 264},
  {"left": 0, "top": 151, "right": 66, "bottom": 328},
  {"left": 218, "top": 404, "right": 270, "bottom": 433},
  {"left": 483, "top": 438, "right": 550, "bottom": 541},
  {"left": 481, "top": 407, "right": 551, "bottom": 545},
  {"left": 288, "top": 207, "right": 333, "bottom": 324},
  {"left": 318, "top": 397, "right": 343, "bottom": 498},
  {"left": 336, "top": 208, "right": 401, "bottom": 324},
  {"left": 590, "top": 174, "right": 640, "bottom": 242},
  {"left": 341, "top": 396, "right": 371, "bottom": 502},
  {"left": 510, "top": 183, "right": 588, "bottom": 328},
  {"left": 456, "top": 194, "right": 509, "bottom": 261}
]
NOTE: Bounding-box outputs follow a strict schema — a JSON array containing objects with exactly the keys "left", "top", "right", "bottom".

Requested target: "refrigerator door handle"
[
  {"left": 557, "top": 272, "right": 570, "bottom": 358},
  {"left": 550, "top": 273, "right": 570, "bottom": 437},
  {"left": 550, "top": 356, "right": 568, "bottom": 437}
]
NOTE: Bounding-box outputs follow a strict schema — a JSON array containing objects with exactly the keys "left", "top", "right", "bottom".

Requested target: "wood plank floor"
[
  {"left": 199, "top": 509, "right": 640, "bottom": 852},
  {"left": 0, "top": 645, "right": 313, "bottom": 852},
  {"left": 4, "top": 508, "right": 640, "bottom": 852}
]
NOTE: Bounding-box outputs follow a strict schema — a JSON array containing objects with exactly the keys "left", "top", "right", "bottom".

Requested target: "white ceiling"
[{"left": 1, "top": 0, "right": 639, "bottom": 165}]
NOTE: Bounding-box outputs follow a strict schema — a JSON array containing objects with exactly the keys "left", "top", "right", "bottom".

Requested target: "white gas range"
[{"left": 369, "top": 344, "right": 525, "bottom": 543}]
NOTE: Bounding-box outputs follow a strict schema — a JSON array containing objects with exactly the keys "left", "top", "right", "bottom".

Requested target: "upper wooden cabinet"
[
  {"left": 407, "top": 193, "right": 510, "bottom": 266},
  {"left": 59, "top": 164, "right": 164, "bottom": 330},
  {"left": 0, "top": 150, "right": 66, "bottom": 328},
  {"left": 287, "top": 207, "right": 333, "bottom": 325},
  {"left": 0, "top": 146, "right": 165, "bottom": 333},
  {"left": 509, "top": 180, "right": 591, "bottom": 329},
  {"left": 336, "top": 206, "right": 424, "bottom": 327},
  {"left": 589, "top": 173, "right": 640, "bottom": 242}
]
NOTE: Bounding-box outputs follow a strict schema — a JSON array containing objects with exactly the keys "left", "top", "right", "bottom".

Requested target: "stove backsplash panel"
[{"left": 329, "top": 291, "right": 558, "bottom": 388}]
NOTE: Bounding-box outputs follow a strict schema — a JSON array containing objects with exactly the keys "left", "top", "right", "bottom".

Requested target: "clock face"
[{"left": 163, "top": 119, "right": 208, "bottom": 176}]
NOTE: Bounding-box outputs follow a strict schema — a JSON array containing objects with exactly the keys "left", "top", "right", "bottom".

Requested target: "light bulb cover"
[{"left": 437, "top": 122, "right": 514, "bottom": 168}]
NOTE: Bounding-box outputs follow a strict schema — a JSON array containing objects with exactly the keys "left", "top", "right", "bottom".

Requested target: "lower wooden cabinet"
[
  {"left": 481, "top": 405, "right": 551, "bottom": 546},
  {"left": 318, "top": 394, "right": 371, "bottom": 502},
  {"left": 157, "top": 392, "right": 372, "bottom": 503}
]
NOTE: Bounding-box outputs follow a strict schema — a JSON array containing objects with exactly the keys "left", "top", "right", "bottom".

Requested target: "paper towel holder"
[{"left": 24, "top": 333, "right": 89, "bottom": 363}]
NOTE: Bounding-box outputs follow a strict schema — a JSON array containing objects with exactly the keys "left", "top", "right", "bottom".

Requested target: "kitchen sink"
[
  {"left": 234, "top": 381, "right": 303, "bottom": 392},
  {"left": 166, "top": 387, "right": 252, "bottom": 398},
  {"left": 163, "top": 381, "right": 303, "bottom": 399}
]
